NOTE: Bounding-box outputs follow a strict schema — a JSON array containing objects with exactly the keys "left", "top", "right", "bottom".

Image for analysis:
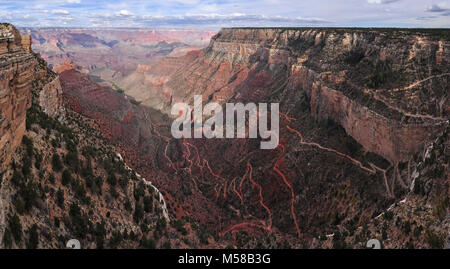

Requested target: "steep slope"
[
  {"left": 0, "top": 23, "right": 214, "bottom": 249},
  {"left": 59, "top": 67, "right": 230, "bottom": 247},
  {"left": 314, "top": 125, "right": 449, "bottom": 249},
  {"left": 1, "top": 23, "right": 37, "bottom": 166}
]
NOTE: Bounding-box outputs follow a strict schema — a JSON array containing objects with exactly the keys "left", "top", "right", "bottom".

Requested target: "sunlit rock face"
[
  {"left": 0, "top": 23, "right": 63, "bottom": 168},
  {"left": 0, "top": 24, "right": 34, "bottom": 166}
]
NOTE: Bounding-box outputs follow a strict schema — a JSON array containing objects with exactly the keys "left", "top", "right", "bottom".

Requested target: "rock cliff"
[
  {"left": 144, "top": 28, "right": 449, "bottom": 163},
  {"left": 0, "top": 23, "right": 64, "bottom": 168},
  {"left": 0, "top": 24, "right": 34, "bottom": 167}
]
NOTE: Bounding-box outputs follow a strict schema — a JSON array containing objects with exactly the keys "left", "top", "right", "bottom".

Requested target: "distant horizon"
[
  {"left": 1, "top": 0, "right": 449, "bottom": 29},
  {"left": 15, "top": 26, "right": 450, "bottom": 30}
]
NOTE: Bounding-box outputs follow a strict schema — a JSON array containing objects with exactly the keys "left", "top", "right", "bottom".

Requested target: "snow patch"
[{"left": 116, "top": 153, "right": 170, "bottom": 223}]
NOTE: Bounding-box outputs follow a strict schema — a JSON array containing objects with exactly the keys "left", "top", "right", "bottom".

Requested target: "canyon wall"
[
  {"left": 0, "top": 24, "right": 34, "bottom": 166},
  {"left": 0, "top": 23, "right": 63, "bottom": 168},
  {"left": 1, "top": 24, "right": 191, "bottom": 249},
  {"left": 289, "top": 64, "right": 446, "bottom": 162},
  {"left": 145, "top": 28, "right": 449, "bottom": 163}
]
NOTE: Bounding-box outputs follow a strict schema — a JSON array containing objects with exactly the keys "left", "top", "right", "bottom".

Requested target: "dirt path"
[
  {"left": 346, "top": 73, "right": 450, "bottom": 122},
  {"left": 372, "top": 92, "right": 447, "bottom": 122},
  {"left": 401, "top": 73, "right": 450, "bottom": 91}
]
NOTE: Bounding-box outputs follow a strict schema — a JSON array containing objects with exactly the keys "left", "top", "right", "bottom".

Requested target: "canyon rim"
[{"left": 0, "top": 0, "right": 449, "bottom": 252}]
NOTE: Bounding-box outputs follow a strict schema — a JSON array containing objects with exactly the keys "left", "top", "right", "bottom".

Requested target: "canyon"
[
  {"left": 1, "top": 23, "right": 210, "bottom": 249},
  {"left": 20, "top": 27, "right": 216, "bottom": 91},
  {"left": 0, "top": 23, "right": 448, "bottom": 248},
  {"left": 56, "top": 28, "right": 449, "bottom": 247}
]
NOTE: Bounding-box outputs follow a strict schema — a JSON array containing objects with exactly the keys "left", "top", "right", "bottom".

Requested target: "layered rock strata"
[
  {"left": 0, "top": 23, "right": 63, "bottom": 168},
  {"left": 144, "top": 28, "right": 450, "bottom": 163}
]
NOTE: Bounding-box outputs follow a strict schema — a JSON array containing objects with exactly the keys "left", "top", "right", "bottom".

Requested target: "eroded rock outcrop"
[
  {"left": 0, "top": 23, "right": 63, "bottom": 168},
  {"left": 39, "top": 76, "right": 64, "bottom": 118},
  {"left": 0, "top": 24, "right": 34, "bottom": 166}
]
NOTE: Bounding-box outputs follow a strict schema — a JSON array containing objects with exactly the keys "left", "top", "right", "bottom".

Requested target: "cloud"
[
  {"left": 416, "top": 16, "right": 437, "bottom": 21},
  {"left": 115, "top": 10, "right": 134, "bottom": 17},
  {"left": 425, "top": 4, "right": 448, "bottom": 12},
  {"left": 367, "top": 0, "right": 400, "bottom": 4},
  {"left": 425, "top": 4, "right": 450, "bottom": 16},
  {"left": 52, "top": 9, "right": 70, "bottom": 16},
  {"left": 135, "top": 13, "right": 330, "bottom": 27},
  {"left": 30, "top": 7, "right": 49, "bottom": 14},
  {"left": 3, "top": 0, "right": 449, "bottom": 28},
  {"left": 84, "top": 12, "right": 330, "bottom": 28}
]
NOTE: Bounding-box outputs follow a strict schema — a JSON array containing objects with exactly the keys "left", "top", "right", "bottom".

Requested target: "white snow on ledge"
[{"left": 116, "top": 153, "right": 170, "bottom": 223}]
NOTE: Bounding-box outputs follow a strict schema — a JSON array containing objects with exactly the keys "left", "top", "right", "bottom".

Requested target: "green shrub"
[
  {"left": 61, "top": 170, "right": 72, "bottom": 186},
  {"left": 26, "top": 224, "right": 39, "bottom": 249},
  {"left": 22, "top": 136, "right": 34, "bottom": 158},
  {"left": 3, "top": 229, "right": 12, "bottom": 248},
  {"left": 143, "top": 196, "right": 153, "bottom": 213},
  {"left": 384, "top": 211, "right": 394, "bottom": 220},
  {"left": 107, "top": 172, "right": 117, "bottom": 187},
  {"left": 52, "top": 154, "right": 63, "bottom": 172},
  {"left": 133, "top": 202, "right": 144, "bottom": 223},
  {"left": 56, "top": 188, "right": 64, "bottom": 208},
  {"left": 21, "top": 155, "right": 32, "bottom": 177},
  {"left": 425, "top": 229, "right": 444, "bottom": 249},
  {"left": 9, "top": 214, "right": 22, "bottom": 243}
]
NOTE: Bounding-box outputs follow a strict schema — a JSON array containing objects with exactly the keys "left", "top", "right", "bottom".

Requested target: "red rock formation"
[
  {"left": 1, "top": 24, "right": 64, "bottom": 169},
  {"left": 21, "top": 28, "right": 216, "bottom": 75},
  {"left": 0, "top": 24, "right": 34, "bottom": 166},
  {"left": 52, "top": 60, "right": 77, "bottom": 74},
  {"left": 107, "top": 28, "right": 448, "bottom": 241},
  {"left": 20, "top": 34, "right": 31, "bottom": 53}
]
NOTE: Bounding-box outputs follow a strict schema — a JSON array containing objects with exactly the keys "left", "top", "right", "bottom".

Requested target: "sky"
[{"left": 0, "top": 0, "right": 449, "bottom": 29}]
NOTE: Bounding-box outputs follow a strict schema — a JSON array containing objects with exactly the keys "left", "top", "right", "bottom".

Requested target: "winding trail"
[
  {"left": 247, "top": 161, "right": 273, "bottom": 230},
  {"left": 283, "top": 112, "right": 400, "bottom": 198},
  {"left": 164, "top": 141, "right": 177, "bottom": 172},
  {"left": 348, "top": 73, "right": 450, "bottom": 122},
  {"left": 273, "top": 144, "right": 301, "bottom": 238},
  {"left": 286, "top": 125, "right": 377, "bottom": 175},
  {"left": 372, "top": 91, "right": 447, "bottom": 121},
  {"left": 218, "top": 221, "right": 271, "bottom": 237},
  {"left": 401, "top": 73, "right": 450, "bottom": 91}
]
